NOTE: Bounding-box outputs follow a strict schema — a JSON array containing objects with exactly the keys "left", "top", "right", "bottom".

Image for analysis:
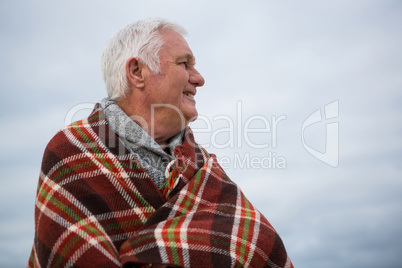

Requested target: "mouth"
[{"left": 183, "top": 92, "right": 195, "bottom": 99}]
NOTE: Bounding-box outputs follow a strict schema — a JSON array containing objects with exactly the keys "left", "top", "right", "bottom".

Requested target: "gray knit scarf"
[{"left": 101, "top": 98, "right": 184, "bottom": 188}]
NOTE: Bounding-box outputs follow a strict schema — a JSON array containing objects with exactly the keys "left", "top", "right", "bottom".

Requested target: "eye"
[{"left": 179, "top": 62, "right": 188, "bottom": 69}]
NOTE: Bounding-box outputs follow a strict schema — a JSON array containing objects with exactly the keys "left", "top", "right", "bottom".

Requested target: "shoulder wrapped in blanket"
[{"left": 28, "top": 104, "right": 293, "bottom": 268}]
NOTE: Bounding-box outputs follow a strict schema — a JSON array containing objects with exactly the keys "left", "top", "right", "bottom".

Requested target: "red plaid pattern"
[{"left": 28, "top": 104, "right": 293, "bottom": 268}]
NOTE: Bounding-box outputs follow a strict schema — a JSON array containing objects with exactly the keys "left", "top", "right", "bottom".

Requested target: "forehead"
[{"left": 159, "top": 29, "right": 194, "bottom": 59}]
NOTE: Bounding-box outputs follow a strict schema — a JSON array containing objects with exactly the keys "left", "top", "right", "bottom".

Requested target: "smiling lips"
[{"left": 183, "top": 92, "right": 195, "bottom": 98}]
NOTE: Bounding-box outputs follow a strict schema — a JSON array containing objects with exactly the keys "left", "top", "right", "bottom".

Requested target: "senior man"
[{"left": 28, "top": 18, "right": 293, "bottom": 268}]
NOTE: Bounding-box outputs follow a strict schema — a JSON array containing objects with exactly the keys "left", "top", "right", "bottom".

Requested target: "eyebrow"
[{"left": 178, "top": 53, "right": 195, "bottom": 62}]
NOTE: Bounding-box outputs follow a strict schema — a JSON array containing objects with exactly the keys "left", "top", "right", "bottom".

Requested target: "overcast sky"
[{"left": 1, "top": 1, "right": 401, "bottom": 267}]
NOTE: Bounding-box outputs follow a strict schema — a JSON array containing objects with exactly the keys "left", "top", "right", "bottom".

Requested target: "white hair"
[{"left": 100, "top": 18, "right": 187, "bottom": 100}]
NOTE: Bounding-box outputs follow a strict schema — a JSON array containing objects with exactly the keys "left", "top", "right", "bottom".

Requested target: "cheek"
[
  {"left": 162, "top": 69, "right": 189, "bottom": 101},
  {"left": 171, "top": 73, "right": 188, "bottom": 95},
  {"left": 176, "top": 69, "right": 190, "bottom": 85}
]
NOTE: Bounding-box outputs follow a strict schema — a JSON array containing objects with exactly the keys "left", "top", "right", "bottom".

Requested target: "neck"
[{"left": 116, "top": 98, "right": 184, "bottom": 148}]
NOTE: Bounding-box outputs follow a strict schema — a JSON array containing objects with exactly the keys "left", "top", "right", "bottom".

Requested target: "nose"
[{"left": 189, "top": 68, "right": 205, "bottom": 87}]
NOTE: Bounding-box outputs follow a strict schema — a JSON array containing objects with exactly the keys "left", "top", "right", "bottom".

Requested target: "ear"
[{"left": 125, "top": 57, "right": 145, "bottom": 88}]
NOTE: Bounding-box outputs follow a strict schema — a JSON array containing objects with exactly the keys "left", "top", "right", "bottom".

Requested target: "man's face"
[{"left": 145, "top": 29, "right": 205, "bottom": 130}]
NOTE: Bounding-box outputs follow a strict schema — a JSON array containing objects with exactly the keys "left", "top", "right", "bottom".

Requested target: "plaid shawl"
[{"left": 28, "top": 104, "right": 293, "bottom": 268}]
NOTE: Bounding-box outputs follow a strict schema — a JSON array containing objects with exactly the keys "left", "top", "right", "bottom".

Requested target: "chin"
[{"left": 184, "top": 110, "right": 198, "bottom": 124}]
